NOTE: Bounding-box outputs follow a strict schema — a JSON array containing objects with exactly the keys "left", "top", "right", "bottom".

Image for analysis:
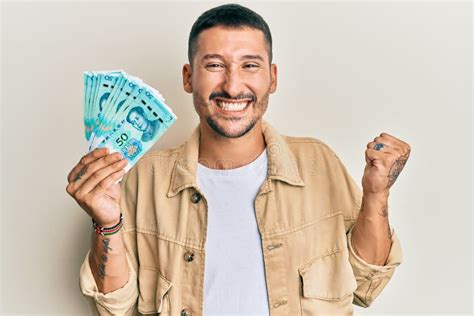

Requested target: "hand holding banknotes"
[
  {"left": 66, "top": 70, "right": 177, "bottom": 226},
  {"left": 66, "top": 147, "right": 126, "bottom": 227}
]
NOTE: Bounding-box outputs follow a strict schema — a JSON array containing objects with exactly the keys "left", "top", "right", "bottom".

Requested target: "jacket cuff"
[
  {"left": 79, "top": 249, "right": 138, "bottom": 313},
  {"left": 346, "top": 224, "right": 402, "bottom": 280}
]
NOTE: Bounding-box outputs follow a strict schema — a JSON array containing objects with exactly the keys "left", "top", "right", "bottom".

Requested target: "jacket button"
[
  {"left": 190, "top": 192, "right": 201, "bottom": 203},
  {"left": 181, "top": 309, "right": 191, "bottom": 316},
  {"left": 184, "top": 251, "right": 194, "bottom": 262}
]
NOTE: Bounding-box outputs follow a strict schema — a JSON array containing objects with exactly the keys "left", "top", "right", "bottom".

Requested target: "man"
[{"left": 67, "top": 4, "right": 410, "bottom": 315}]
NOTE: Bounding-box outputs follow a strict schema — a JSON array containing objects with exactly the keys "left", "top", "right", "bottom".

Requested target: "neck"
[{"left": 198, "top": 120, "right": 266, "bottom": 170}]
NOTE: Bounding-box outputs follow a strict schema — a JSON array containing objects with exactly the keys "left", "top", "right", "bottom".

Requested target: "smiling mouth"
[{"left": 213, "top": 98, "right": 253, "bottom": 112}]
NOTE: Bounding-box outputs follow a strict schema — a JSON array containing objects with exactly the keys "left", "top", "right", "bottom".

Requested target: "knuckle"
[
  {"left": 75, "top": 189, "right": 84, "bottom": 201},
  {"left": 108, "top": 153, "right": 120, "bottom": 162},
  {"left": 113, "top": 160, "right": 124, "bottom": 169},
  {"left": 93, "top": 148, "right": 102, "bottom": 156},
  {"left": 86, "top": 162, "right": 99, "bottom": 174},
  {"left": 66, "top": 184, "right": 73, "bottom": 195},
  {"left": 79, "top": 156, "right": 87, "bottom": 165},
  {"left": 103, "top": 155, "right": 113, "bottom": 164}
]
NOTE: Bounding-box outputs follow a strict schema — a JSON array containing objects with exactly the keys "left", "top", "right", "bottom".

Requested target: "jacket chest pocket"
[
  {"left": 138, "top": 266, "right": 172, "bottom": 315},
  {"left": 298, "top": 249, "right": 357, "bottom": 315}
]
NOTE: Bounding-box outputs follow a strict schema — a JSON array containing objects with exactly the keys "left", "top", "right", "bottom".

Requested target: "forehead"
[{"left": 194, "top": 26, "right": 268, "bottom": 62}]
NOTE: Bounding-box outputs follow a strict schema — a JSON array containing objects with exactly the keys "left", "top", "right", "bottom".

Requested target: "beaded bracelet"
[{"left": 92, "top": 213, "right": 123, "bottom": 236}]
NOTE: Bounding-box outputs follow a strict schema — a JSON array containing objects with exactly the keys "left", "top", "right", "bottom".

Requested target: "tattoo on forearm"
[
  {"left": 378, "top": 203, "right": 389, "bottom": 217},
  {"left": 102, "top": 239, "right": 112, "bottom": 252},
  {"left": 98, "top": 263, "right": 106, "bottom": 279},
  {"left": 98, "top": 239, "right": 112, "bottom": 279},
  {"left": 386, "top": 150, "right": 410, "bottom": 188}
]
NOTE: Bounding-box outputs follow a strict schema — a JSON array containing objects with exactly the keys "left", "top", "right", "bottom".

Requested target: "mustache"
[{"left": 209, "top": 91, "right": 256, "bottom": 103}]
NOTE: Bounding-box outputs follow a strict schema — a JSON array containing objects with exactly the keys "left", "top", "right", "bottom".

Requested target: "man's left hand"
[{"left": 362, "top": 133, "right": 411, "bottom": 195}]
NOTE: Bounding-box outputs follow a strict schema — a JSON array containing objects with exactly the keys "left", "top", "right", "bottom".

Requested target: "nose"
[{"left": 222, "top": 68, "right": 246, "bottom": 98}]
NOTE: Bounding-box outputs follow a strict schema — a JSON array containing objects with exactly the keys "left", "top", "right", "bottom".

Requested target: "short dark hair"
[{"left": 188, "top": 4, "right": 273, "bottom": 65}]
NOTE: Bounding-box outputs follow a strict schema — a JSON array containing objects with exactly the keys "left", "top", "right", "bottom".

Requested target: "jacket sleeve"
[
  {"left": 79, "top": 249, "right": 139, "bottom": 315},
  {"left": 346, "top": 223, "right": 402, "bottom": 308},
  {"left": 78, "top": 166, "right": 141, "bottom": 315}
]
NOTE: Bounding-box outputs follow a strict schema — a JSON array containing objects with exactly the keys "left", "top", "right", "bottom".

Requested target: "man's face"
[
  {"left": 129, "top": 111, "right": 148, "bottom": 132},
  {"left": 183, "top": 26, "right": 277, "bottom": 138}
]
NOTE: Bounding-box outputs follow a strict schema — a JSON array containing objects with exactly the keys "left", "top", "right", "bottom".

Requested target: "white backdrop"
[{"left": 1, "top": 1, "right": 472, "bottom": 314}]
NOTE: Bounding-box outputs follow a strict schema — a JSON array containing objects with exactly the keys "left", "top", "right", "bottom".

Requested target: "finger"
[
  {"left": 67, "top": 152, "right": 123, "bottom": 195},
  {"left": 371, "top": 136, "right": 399, "bottom": 149},
  {"left": 67, "top": 147, "right": 109, "bottom": 183},
  {"left": 376, "top": 133, "right": 411, "bottom": 152},
  {"left": 366, "top": 149, "right": 398, "bottom": 168},
  {"left": 368, "top": 145, "right": 401, "bottom": 156},
  {"left": 68, "top": 147, "right": 109, "bottom": 183},
  {"left": 78, "top": 158, "right": 128, "bottom": 196},
  {"left": 367, "top": 141, "right": 403, "bottom": 156},
  {"left": 87, "top": 168, "right": 127, "bottom": 202},
  {"left": 366, "top": 148, "right": 384, "bottom": 164},
  {"left": 379, "top": 132, "right": 410, "bottom": 147}
]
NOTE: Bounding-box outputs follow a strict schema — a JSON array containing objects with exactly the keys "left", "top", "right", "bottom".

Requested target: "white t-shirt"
[{"left": 197, "top": 149, "right": 270, "bottom": 316}]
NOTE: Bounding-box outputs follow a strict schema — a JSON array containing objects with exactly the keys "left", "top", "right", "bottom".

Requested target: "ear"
[
  {"left": 269, "top": 63, "right": 277, "bottom": 94},
  {"left": 182, "top": 64, "right": 193, "bottom": 93}
]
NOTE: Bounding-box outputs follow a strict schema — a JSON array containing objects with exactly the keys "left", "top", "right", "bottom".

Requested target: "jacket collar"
[{"left": 167, "top": 120, "right": 304, "bottom": 198}]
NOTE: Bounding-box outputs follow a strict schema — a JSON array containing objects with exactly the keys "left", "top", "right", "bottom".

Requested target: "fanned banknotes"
[{"left": 83, "top": 70, "right": 177, "bottom": 172}]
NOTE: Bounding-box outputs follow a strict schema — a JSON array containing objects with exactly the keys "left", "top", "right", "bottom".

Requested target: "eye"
[
  {"left": 205, "top": 63, "right": 225, "bottom": 70},
  {"left": 243, "top": 63, "right": 260, "bottom": 71}
]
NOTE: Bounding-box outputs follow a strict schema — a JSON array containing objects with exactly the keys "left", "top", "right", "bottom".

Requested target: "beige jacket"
[{"left": 79, "top": 121, "right": 402, "bottom": 315}]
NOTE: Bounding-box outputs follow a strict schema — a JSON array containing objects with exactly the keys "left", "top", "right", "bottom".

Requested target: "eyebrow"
[
  {"left": 202, "top": 54, "right": 225, "bottom": 61},
  {"left": 201, "top": 54, "right": 265, "bottom": 62},
  {"left": 241, "top": 54, "right": 264, "bottom": 62}
]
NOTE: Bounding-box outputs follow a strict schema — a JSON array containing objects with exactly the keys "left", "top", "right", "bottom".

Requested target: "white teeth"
[{"left": 216, "top": 101, "right": 248, "bottom": 111}]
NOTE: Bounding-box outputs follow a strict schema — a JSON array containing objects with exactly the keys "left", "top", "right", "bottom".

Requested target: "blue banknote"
[{"left": 83, "top": 70, "right": 177, "bottom": 171}]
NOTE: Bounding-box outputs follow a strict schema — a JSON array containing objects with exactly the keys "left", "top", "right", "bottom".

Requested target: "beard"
[{"left": 193, "top": 90, "right": 269, "bottom": 138}]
